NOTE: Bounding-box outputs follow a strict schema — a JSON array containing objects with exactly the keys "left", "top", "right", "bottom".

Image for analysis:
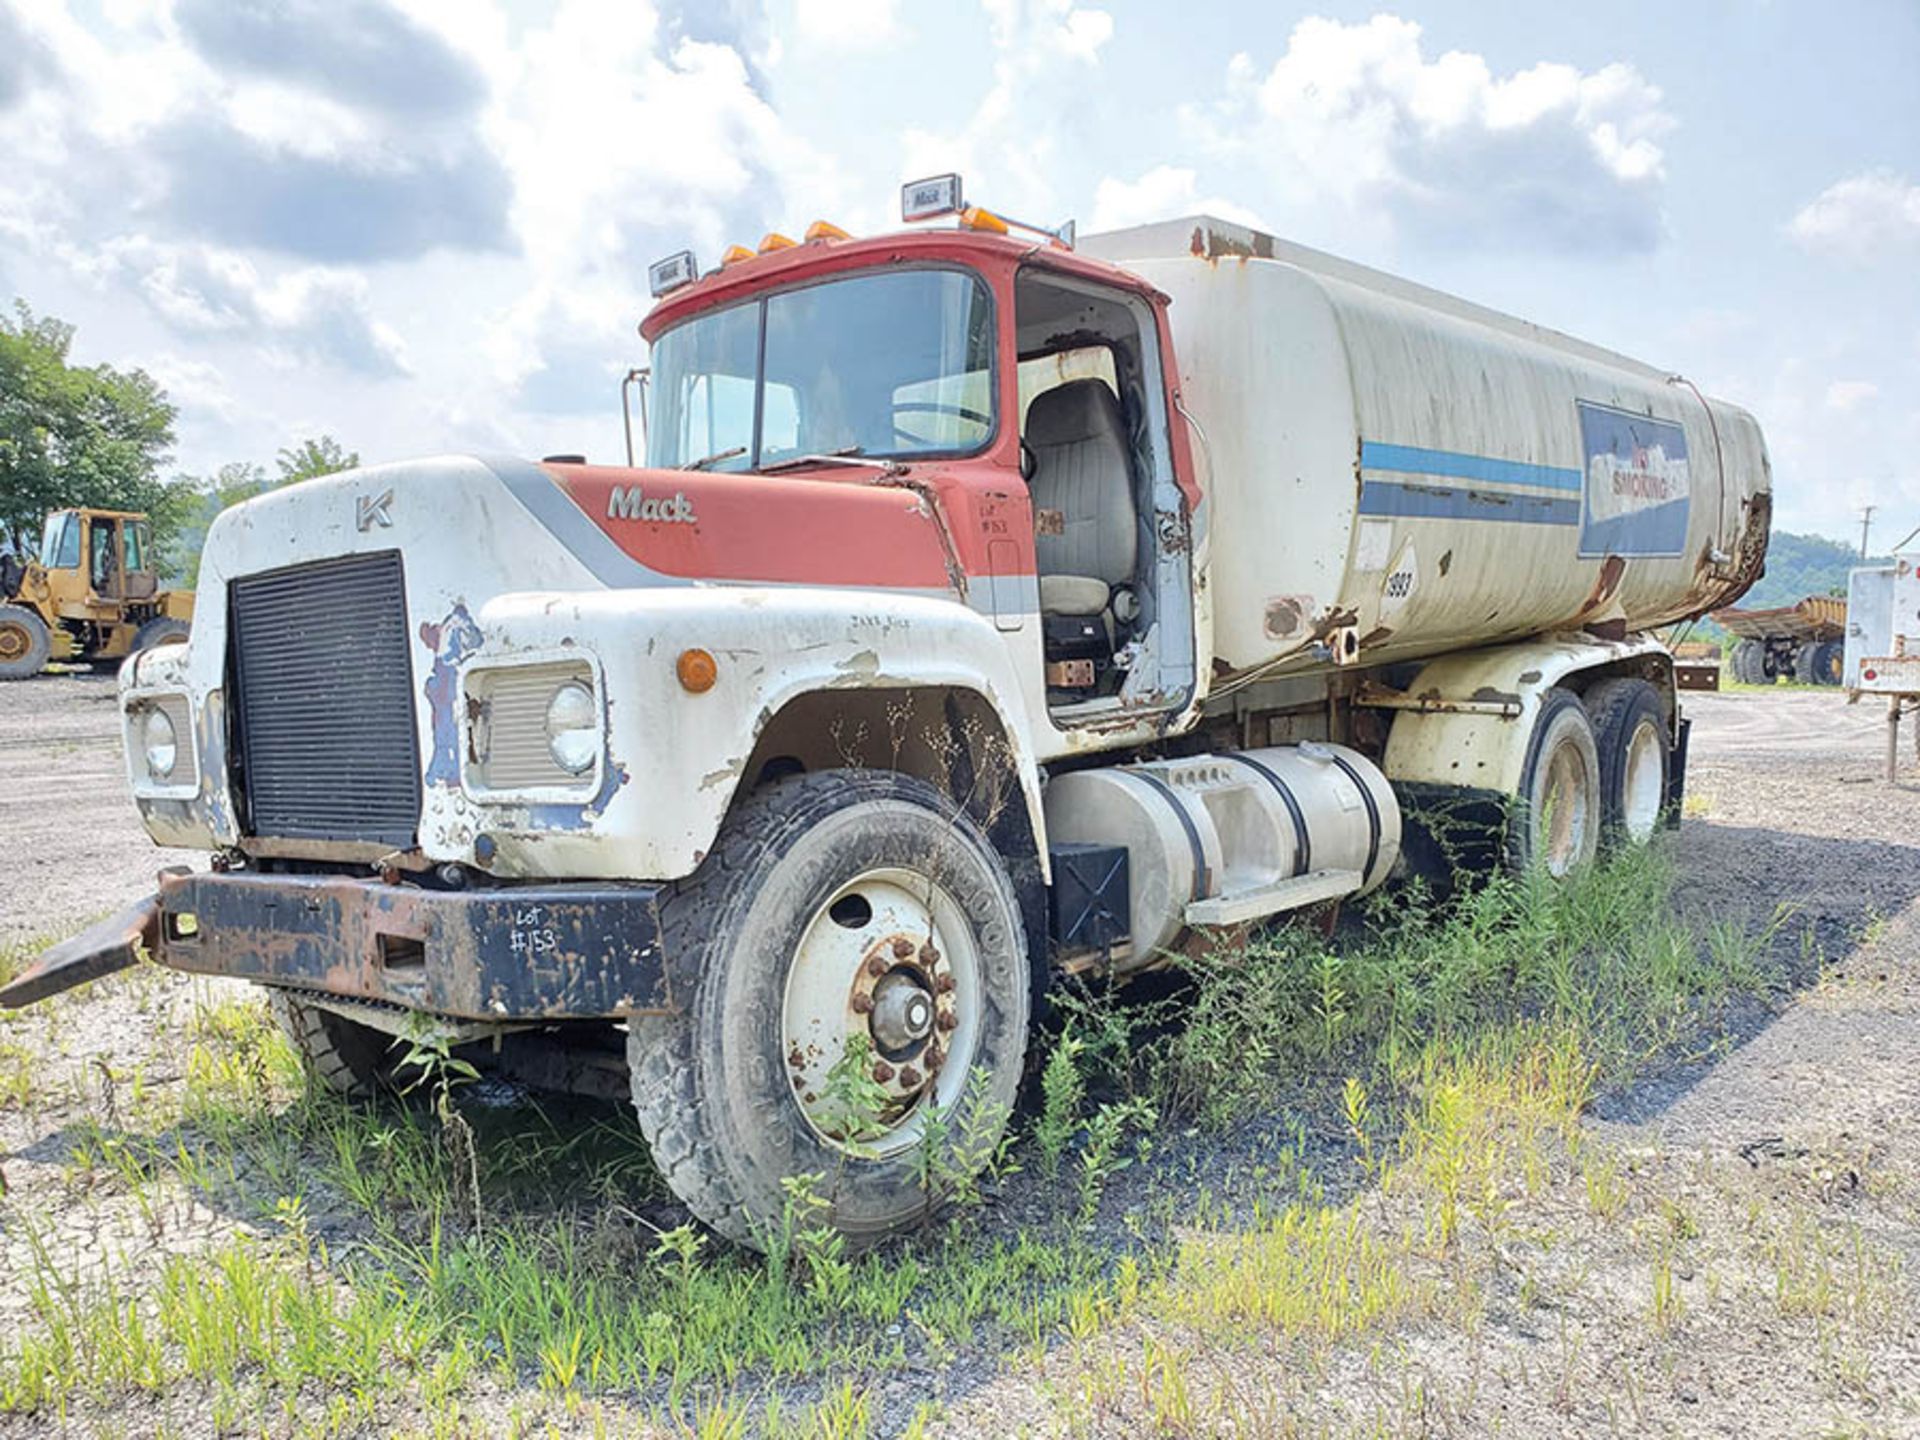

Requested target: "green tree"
[
  {"left": 276, "top": 435, "right": 360, "bottom": 485},
  {"left": 0, "top": 300, "right": 186, "bottom": 555}
]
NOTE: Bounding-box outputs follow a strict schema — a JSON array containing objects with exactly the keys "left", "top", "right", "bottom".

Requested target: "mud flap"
[{"left": 0, "top": 893, "right": 160, "bottom": 1008}]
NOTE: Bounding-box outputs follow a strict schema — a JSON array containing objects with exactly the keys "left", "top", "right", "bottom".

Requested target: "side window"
[
  {"left": 1018, "top": 346, "right": 1120, "bottom": 430},
  {"left": 91, "top": 520, "right": 116, "bottom": 589},
  {"left": 42, "top": 514, "right": 80, "bottom": 570},
  {"left": 125, "top": 521, "right": 148, "bottom": 573}
]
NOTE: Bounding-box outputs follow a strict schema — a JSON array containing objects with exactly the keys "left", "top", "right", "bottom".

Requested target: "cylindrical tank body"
[{"left": 1083, "top": 219, "right": 1771, "bottom": 677}]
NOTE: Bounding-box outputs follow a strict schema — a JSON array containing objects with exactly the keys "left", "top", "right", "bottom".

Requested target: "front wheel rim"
[
  {"left": 782, "top": 867, "right": 983, "bottom": 1159},
  {"left": 0, "top": 622, "right": 31, "bottom": 663}
]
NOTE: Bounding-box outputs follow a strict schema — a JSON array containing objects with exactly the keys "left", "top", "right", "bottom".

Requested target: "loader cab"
[
  {"left": 39, "top": 509, "right": 157, "bottom": 610},
  {"left": 1012, "top": 266, "right": 1196, "bottom": 720}
]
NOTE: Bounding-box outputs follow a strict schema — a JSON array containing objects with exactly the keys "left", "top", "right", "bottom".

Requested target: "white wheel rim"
[
  {"left": 1621, "top": 718, "right": 1664, "bottom": 841},
  {"left": 1541, "top": 739, "right": 1593, "bottom": 877},
  {"left": 782, "top": 867, "right": 982, "bottom": 1159}
]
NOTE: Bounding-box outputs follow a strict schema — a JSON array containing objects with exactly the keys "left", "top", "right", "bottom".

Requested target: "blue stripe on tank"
[{"left": 1360, "top": 441, "right": 1583, "bottom": 494}]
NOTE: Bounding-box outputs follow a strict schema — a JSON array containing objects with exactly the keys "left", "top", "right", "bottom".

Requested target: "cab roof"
[{"left": 638, "top": 226, "right": 1162, "bottom": 343}]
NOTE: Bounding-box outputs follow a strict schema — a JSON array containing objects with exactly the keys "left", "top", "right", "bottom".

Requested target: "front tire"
[
  {"left": 269, "top": 989, "right": 403, "bottom": 1097},
  {"left": 1507, "top": 688, "right": 1601, "bottom": 878},
  {"left": 628, "top": 770, "right": 1031, "bottom": 1250},
  {"left": 0, "top": 604, "right": 51, "bottom": 681}
]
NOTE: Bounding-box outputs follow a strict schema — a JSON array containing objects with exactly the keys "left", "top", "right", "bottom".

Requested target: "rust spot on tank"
[
  {"left": 1438, "top": 549, "right": 1453, "bottom": 577},
  {"left": 1518, "top": 669, "right": 1543, "bottom": 684},
  {"left": 1192, "top": 224, "right": 1275, "bottom": 261},
  {"left": 1470, "top": 686, "right": 1521, "bottom": 706},
  {"left": 1585, "top": 618, "right": 1629, "bottom": 641},
  {"left": 1310, "top": 606, "right": 1360, "bottom": 641},
  {"left": 1264, "top": 595, "right": 1304, "bottom": 639}
]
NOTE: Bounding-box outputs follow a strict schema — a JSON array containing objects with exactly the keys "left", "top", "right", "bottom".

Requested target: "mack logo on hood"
[{"left": 607, "top": 486, "right": 696, "bottom": 524}]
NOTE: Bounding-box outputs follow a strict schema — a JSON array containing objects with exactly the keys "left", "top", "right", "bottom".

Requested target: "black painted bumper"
[{"left": 154, "top": 870, "right": 670, "bottom": 1021}]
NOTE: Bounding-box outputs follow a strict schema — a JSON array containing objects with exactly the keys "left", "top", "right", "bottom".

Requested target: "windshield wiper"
[
  {"left": 759, "top": 447, "right": 904, "bottom": 476},
  {"left": 680, "top": 446, "right": 747, "bottom": 471}
]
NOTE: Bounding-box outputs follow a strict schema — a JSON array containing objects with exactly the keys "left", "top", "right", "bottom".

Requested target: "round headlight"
[
  {"left": 545, "top": 681, "right": 597, "bottom": 775},
  {"left": 143, "top": 706, "right": 178, "bottom": 779}
]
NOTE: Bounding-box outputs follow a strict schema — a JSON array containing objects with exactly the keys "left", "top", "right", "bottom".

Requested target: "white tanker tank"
[{"left": 1082, "top": 218, "right": 1770, "bottom": 678}]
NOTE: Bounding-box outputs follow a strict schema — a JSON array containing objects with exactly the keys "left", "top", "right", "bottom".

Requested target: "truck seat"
[{"left": 1026, "top": 379, "right": 1138, "bottom": 617}]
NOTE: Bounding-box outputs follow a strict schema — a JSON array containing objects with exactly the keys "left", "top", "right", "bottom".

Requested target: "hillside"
[{"left": 1738, "top": 529, "right": 1884, "bottom": 610}]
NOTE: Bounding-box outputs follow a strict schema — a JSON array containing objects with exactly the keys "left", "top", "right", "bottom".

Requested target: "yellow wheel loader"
[{"left": 0, "top": 508, "right": 193, "bottom": 681}]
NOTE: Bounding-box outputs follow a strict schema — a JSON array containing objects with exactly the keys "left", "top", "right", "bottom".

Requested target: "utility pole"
[{"left": 1861, "top": 504, "right": 1877, "bottom": 559}]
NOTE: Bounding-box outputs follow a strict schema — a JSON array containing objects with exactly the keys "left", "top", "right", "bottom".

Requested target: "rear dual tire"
[{"left": 1508, "top": 680, "right": 1669, "bottom": 875}]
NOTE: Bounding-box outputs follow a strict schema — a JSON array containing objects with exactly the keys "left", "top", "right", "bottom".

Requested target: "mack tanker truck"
[{"left": 2, "top": 180, "right": 1771, "bottom": 1250}]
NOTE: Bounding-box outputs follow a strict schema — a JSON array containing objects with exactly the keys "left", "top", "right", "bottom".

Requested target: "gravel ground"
[
  {"left": 0, "top": 670, "right": 200, "bottom": 947},
  {"left": 2, "top": 678, "right": 1918, "bottom": 1437}
]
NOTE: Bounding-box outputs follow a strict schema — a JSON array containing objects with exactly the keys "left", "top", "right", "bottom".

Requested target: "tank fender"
[
  {"left": 1373, "top": 634, "right": 1674, "bottom": 797},
  {"left": 464, "top": 586, "right": 1050, "bottom": 882}
]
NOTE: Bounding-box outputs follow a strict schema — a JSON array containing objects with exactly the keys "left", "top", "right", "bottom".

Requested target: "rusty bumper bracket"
[
  {"left": 155, "top": 870, "right": 670, "bottom": 1022},
  {"left": 0, "top": 893, "right": 162, "bottom": 1008}
]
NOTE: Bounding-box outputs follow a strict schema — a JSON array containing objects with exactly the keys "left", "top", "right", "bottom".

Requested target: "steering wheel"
[{"left": 893, "top": 399, "right": 991, "bottom": 447}]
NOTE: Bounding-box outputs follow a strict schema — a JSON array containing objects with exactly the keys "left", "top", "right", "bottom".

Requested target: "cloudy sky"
[{"left": 2, "top": 0, "right": 1915, "bottom": 544}]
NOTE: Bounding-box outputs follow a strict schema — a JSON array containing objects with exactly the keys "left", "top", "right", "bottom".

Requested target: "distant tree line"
[{"left": 0, "top": 300, "right": 358, "bottom": 584}]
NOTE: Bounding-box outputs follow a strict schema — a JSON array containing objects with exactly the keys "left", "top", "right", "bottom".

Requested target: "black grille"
[{"left": 229, "top": 551, "right": 422, "bottom": 846}]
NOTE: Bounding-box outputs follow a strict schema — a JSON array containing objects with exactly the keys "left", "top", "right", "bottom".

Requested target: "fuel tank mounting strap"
[
  {"left": 1127, "top": 768, "right": 1211, "bottom": 904},
  {"left": 1223, "top": 752, "right": 1311, "bottom": 878},
  {"left": 1322, "top": 752, "right": 1383, "bottom": 887}
]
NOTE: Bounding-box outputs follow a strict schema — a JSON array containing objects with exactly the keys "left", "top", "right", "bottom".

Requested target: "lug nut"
[
  {"left": 898, "top": 1066, "right": 922, "bottom": 1089},
  {"left": 936, "top": 1011, "right": 957, "bottom": 1032},
  {"left": 871, "top": 1061, "right": 895, "bottom": 1083},
  {"left": 924, "top": 1045, "right": 944, "bottom": 1072},
  {"left": 866, "top": 955, "right": 889, "bottom": 977},
  {"left": 935, "top": 974, "right": 955, "bottom": 995},
  {"left": 920, "top": 942, "right": 940, "bottom": 965},
  {"left": 892, "top": 936, "right": 916, "bottom": 959},
  {"left": 850, "top": 992, "right": 874, "bottom": 1014}
]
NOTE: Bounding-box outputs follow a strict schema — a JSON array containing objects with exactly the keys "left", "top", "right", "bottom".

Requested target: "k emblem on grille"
[{"left": 357, "top": 489, "right": 394, "bottom": 531}]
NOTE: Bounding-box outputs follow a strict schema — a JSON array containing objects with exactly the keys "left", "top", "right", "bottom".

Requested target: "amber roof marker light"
[{"left": 899, "top": 173, "right": 1075, "bottom": 249}]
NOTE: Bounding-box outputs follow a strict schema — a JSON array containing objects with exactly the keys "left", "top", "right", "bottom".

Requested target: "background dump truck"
[
  {"left": 1, "top": 191, "right": 1771, "bottom": 1250},
  {"left": 1711, "top": 595, "right": 1846, "bottom": 686},
  {"left": 0, "top": 507, "right": 193, "bottom": 680}
]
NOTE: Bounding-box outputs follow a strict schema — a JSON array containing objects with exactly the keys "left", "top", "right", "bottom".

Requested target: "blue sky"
[{"left": 2, "top": 0, "right": 1915, "bottom": 545}]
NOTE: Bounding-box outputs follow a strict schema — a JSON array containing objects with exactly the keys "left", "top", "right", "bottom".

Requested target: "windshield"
[
  {"left": 647, "top": 268, "right": 995, "bottom": 471},
  {"left": 39, "top": 513, "right": 79, "bottom": 570}
]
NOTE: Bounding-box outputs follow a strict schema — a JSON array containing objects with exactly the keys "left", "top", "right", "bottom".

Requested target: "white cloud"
[
  {"left": 901, "top": 0, "right": 1114, "bottom": 219},
  {"left": 1789, "top": 171, "right": 1920, "bottom": 262},
  {"left": 1826, "top": 380, "right": 1880, "bottom": 413},
  {"left": 1191, "top": 16, "right": 1672, "bottom": 253},
  {"left": 1089, "top": 165, "right": 1267, "bottom": 233},
  {"left": 103, "top": 238, "right": 411, "bottom": 376},
  {"left": 793, "top": 0, "right": 899, "bottom": 50}
]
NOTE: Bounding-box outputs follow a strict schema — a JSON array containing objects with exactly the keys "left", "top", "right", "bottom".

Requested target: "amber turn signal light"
[{"left": 677, "top": 648, "right": 718, "bottom": 693}]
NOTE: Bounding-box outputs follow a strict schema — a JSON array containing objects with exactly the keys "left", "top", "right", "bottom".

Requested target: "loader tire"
[
  {"left": 269, "top": 989, "right": 402, "bottom": 1098},
  {"left": 1506, "top": 688, "right": 1601, "bottom": 878},
  {"left": 1584, "top": 678, "right": 1669, "bottom": 849},
  {"left": 627, "top": 769, "right": 1030, "bottom": 1251},
  {"left": 0, "top": 604, "right": 51, "bottom": 681},
  {"left": 132, "top": 617, "right": 191, "bottom": 653}
]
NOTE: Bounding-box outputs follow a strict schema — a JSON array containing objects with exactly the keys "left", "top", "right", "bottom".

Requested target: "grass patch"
[{"left": 0, "top": 843, "right": 1794, "bottom": 1433}]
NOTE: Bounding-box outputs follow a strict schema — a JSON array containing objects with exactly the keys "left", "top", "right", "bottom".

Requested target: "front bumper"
[{"left": 153, "top": 871, "right": 670, "bottom": 1021}]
